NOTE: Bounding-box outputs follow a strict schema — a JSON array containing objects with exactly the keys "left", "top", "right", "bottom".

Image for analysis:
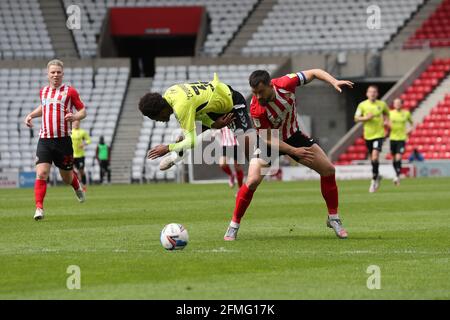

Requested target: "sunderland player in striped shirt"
[
  {"left": 224, "top": 69, "right": 354, "bottom": 240},
  {"left": 388, "top": 98, "right": 413, "bottom": 186},
  {"left": 24, "top": 59, "right": 86, "bottom": 221},
  {"left": 216, "top": 127, "right": 245, "bottom": 188}
]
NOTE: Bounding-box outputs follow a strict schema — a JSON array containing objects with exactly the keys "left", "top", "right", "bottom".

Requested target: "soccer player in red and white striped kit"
[
  {"left": 217, "top": 127, "right": 245, "bottom": 188},
  {"left": 224, "top": 69, "right": 353, "bottom": 240},
  {"left": 24, "top": 59, "right": 87, "bottom": 220}
]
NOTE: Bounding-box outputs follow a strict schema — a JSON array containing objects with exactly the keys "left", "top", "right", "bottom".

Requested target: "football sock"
[
  {"left": 393, "top": 160, "right": 402, "bottom": 176},
  {"left": 71, "top": 173, "right": 81, "bottom": 190},
  {"left": 236, "top": 168, "right": 244, "bottom": 187},
  {"left": 371, "top": 160, "right": 379, "bottom": 180},
  {"left": 81, "top": 174, "right": 86, "bottom": 185},
  {"left": 320, "top": 174, "right": 338, "bottom": 215},
  {"left": 221, "top": 164, "right": 233, "bottom": 177},
  {"left": 232, "top": 184, "right": 255, "bottom": 224},
  {"left": 35, "top": 179, "right": 47, "bottom": 209}
]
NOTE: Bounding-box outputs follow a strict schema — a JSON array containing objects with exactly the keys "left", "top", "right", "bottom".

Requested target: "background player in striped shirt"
[
  {"left": 224, "top": 69, "right": 354, "bottom": 241},
  {"left": 216, "top": 127, "right": 245, "bottom": 188},
  {"left": 24, "top": 59, "right": 87, "bottom": 220},
  {"left": 71, "top": 119, "right": 91, "bottom": 191},
  {"left": 388, "top": 98, "right": 413, "bottom": 186}
]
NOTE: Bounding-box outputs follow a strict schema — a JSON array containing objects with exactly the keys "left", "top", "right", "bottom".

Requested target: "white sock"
[
  {"left": 328, "top": 214, "right": 339, "bottom": 220},
  {"left": 230, "top": 221, "right": 240, "bottom": 228}
]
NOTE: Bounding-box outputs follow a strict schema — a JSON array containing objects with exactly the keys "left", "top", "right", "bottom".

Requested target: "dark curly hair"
[
  {"left": 138, "top": 92, "right": 169, "bottom": 119},
  {"left": 249, "top": 70, "right": 271, "bottom": 88}
]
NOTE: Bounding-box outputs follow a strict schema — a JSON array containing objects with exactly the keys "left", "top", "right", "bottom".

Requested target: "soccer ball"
[{"left": 160, "top": 223, "right": 189, "bottom": 250}]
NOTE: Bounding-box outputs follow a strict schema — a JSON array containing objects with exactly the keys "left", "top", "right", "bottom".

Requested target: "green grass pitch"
[{"left": 0, "top": 177, "right": 449, "bottom": 299}]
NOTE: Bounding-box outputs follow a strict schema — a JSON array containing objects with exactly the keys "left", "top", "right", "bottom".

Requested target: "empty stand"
[
  {"left": 63, "top": 0, "right": 258, "bottom": 57},
  {"left": 0, "top": 0, "right": 55, "bottom": 59},
  {"left": 405, "top": 0, "right": 450, "bottom": 48},
  {"left": 242, "top": 0, "right": 424, "bottom": 56}
]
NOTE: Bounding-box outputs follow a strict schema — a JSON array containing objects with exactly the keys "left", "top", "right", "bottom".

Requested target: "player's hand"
[
  {"left": 365, "top": 113, "right": 374, "bottom": 121},
  {"left": 148, "top": 144, "right": 170, "bottom": 160},
  {"left": 333, "top": 80, "right": 354, "bottom": 93},
  {"left": 24, "top": 115, "right": 33, "bottom": 128},
  {"left": 64, "top": 113, "right": 76, "bottom": 122},
  {"left": 292, "top": 147, "right": 315, "bottom": 165},
  {"left": 175, "top": 135, "right": 184, "bottom": 143},
  {"left": 211, "top": 113, "right": 236, "bottom": 129}
]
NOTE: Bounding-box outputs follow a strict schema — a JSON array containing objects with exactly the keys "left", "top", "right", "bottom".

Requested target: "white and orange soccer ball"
[{"left": 160, "top": 223, "right": 189, "bottom": 250}]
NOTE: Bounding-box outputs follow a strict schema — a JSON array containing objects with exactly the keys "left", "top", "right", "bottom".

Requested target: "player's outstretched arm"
[
  {"left": 302, "top": 69, "right": 354, "bottom": 93},
  {"left": 24, "top": 105, "right": 42, "bottom": 128}
]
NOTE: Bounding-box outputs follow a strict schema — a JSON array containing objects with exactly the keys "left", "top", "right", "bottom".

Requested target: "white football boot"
[{"left": 34, "top": 207, "right": 44, "bottom": 221}]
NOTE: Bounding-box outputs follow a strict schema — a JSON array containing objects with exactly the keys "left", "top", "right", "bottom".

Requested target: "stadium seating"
[
  {"left": 335, "top": 58, "right": 450, "bottom": 165},
  {"left": 405, "top": 0, "right": 450, "bottom": 49},
  {"left": 0, "top": 66, "right": 129, "bottom": 183},
  {"left": 63, "top": 0, "right": 258, "bottom": 57},
  {"left": 131, "top": 63, "right": 278, "bottom": 182},
  {"left": 0, "top": 0, "right": 55, "bottom": 59},
  {"left": 242, "top": 0, "right": 424, "bottom": 55}
]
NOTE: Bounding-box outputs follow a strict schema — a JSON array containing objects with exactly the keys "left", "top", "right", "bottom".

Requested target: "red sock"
[
  {"left": 221, "top": 164, "right": 233, "bottom": 177},
  {"left": 232, "top": 184, "right": 255, "bottom": 224},
  {"left": 236, "top": 168, "right": 244, "bottom": 187},
  {"left": 320, "top": 174, "right": 338, "bottom": 215},
  {"left": 71, "top": 173, "right": 80, "bottom": 191},
  {"left": 35, "top": 179, "right": 47, "bottom": 209}
]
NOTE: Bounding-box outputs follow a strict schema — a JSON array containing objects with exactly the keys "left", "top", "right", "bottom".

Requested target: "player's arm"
[
  {"left": 302, "top": 69, "right": 354, "bottom": 92},
  {"left": 407, "top": 112, "right": 414, "bottom": 134},
  {"left": 65, "top": 107, "right": 86, "bottom": 122},
  {"left": 24, "top": 105, "right": 42, "bottom": 128},
  {"left": 84, "top": 131, "right": 92, "bottom": 145},
  {"left": 95, "top": 146, "right": 99, "bottom": 162},
  {"left": 65, "top": 88, "right": 87, "bottom": 122}
]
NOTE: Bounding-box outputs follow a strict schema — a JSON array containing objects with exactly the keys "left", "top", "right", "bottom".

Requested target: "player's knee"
[
  {"left": 61, "top": 174, "right": 72, "bottom": 185},
  {"left": 219, "top": 163, "right": 228, "bottom": 170},
  {"left": 322, "top": 165, "right": 335, "bottom": 177},
  {"left": 36, "top": 171, "right": 49, "bottom": 180},
  {"left": 246, "top": 176, "right": 261, "bottom": 190}
]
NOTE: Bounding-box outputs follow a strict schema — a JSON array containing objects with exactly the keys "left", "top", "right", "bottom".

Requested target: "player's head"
[
  {"left": 249, "top": 70, "right": 275, "bottom": 106},
  {"left": 73, "top": 120, "right": 80, "bottom": 129},
  {"left": 366, "top": 85, "right": 378, "bottom": 101},
  {"left": 47, "top": 59, "right": 64, "bottom": 88},
  {"left": 138, "top": 92, "right": 172, "bottom": 122},
  {"left": 99, "top": 136, "right": 105, "bottom": 144},
  {"left": 393, "top": 98, "right": 402, "bottom": 110}
]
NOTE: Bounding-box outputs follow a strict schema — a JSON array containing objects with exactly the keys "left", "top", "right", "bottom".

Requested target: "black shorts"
[
  {"left": 365, "top": 138, "right": 384, "bottom": 154},
  {"left": 100, "top": 160, "right": 110, "bottom": 171},
  {"left": 390, "top": 140, "right": 406, "bottom": 155},
  {"left": 281, "top": 131, "right": 316, "bottom": 162},
  {"left": 36, "top": 137, "right": 74, "bottom": 170},
  {"left": 206, "top": 87, "right": 253, "bottom": 135},
  {"left": 222, "top": 145, "right": 239, "bottom": 161},
  {"left": 74, "top": 157, "right": 85, "bottom": 170},
  {"left": 257, "top": 130, "right": 316, "bottom": 162}
]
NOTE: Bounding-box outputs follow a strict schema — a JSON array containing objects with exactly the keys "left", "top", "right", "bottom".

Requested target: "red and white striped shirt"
[
  {"left": 250, "top": 72, "right": 306, "bottom": 141},
  {"left": 39, "top": 84, "right": 85, "bottom": 139},
  {"left": 219, "top": 127, "right": 238, "bottom": 147}
]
